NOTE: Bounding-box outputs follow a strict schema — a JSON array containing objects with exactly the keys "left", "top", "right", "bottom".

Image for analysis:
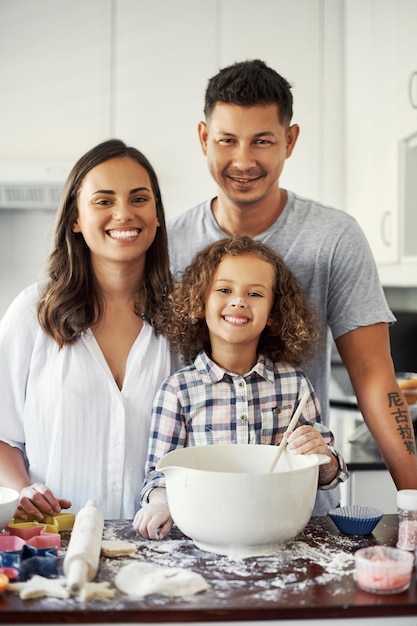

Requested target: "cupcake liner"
[{"left": 328, "top": 505, "right": 383, "bottom": 535}]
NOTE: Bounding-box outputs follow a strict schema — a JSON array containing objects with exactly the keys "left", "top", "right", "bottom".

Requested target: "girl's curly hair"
[{"left": 164, "top": 235, "right": 323, "bottom": 364}]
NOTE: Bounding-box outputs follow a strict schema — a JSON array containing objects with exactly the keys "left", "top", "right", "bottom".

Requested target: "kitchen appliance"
[
  {"left": 0, "top": 159, "right": 71, "bottom": 317},
  {"left": 0, "top": 159, "right": 70, "bottom": 210}
]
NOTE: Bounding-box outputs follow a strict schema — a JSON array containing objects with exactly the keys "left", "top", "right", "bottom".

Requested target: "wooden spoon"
[{"left": 268, "top": 388, "right": 310, "bottom": 473}]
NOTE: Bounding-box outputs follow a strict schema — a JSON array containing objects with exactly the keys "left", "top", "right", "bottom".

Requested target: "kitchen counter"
[
  {"left": 329, "top": 405, "right": 389, "bottom": 471},
  {"left": 1, "top": 515, "right": 417, "bottom": 624},
  {"left": 329, "top": 406, "right": 399, "bottom": 511}
]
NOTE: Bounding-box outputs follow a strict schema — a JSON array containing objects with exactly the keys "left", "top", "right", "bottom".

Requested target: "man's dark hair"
[{"left": 204, "top": 59, "right": 293, "bottom": 126}]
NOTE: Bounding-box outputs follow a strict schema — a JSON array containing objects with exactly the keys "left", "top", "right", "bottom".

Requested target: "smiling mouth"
[
  {"left": 107, "top": 228, "right": 141, "bottom": 239},
  {"left": 223, "top": 315, "right": 249, "bottom": 325},
  {"left": 231, "top": 176, "right": 262, "bottom": 184}
]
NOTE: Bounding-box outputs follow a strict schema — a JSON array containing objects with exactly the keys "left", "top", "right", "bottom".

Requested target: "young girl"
[{"left": 134, "top": 235, "right": 348, "bottom": 539}]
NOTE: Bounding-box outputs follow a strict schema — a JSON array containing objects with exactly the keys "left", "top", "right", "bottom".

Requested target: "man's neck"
[{"left": 212, "top": 189, "right": 287, "bottom": 238}]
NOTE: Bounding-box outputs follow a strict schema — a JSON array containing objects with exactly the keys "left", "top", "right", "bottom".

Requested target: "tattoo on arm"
[{"left": 388, "top": 392, "right": 416, "bottom": 455}]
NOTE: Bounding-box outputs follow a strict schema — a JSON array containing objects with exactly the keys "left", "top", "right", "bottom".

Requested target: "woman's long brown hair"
[{"left": 37, "top": 139, "right": 172, "bottom": 347}]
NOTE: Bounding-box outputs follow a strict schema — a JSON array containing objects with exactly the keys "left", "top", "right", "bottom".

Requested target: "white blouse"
[{"left": 0, "top": 283, "right": 174, "bottom": 519}]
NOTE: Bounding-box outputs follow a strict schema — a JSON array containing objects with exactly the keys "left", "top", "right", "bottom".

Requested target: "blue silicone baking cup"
[{"left": 328, "top": 505, "right": 383, "bottom": 535}]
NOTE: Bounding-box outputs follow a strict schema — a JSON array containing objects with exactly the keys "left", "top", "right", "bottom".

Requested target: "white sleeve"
[{"left": 0, "top": 284, "right": 40, "bottom": 449}]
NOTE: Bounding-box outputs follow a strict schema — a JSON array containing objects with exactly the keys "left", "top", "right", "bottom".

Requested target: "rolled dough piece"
[
  {"left": 101, "top": 539, "right": 137, "bottom": 557},
  {"left": 79, "top": 581, "right": 115, "bottom": 601},
  {"left": 8, "top": 575, "right": 70, "bottom": 600},
  {"left": 115, "top": 562, "right": 210, "bottom": 597}
]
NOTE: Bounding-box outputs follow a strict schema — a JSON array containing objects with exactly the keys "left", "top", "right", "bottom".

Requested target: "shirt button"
[
  {"left": 238, "top": 381, "right": 244, "bottom": 387},
  {"left": 240, "top": 414, "right": 247, "bottom": 422}
]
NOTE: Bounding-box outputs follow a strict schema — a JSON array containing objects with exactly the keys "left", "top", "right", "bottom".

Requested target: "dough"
[
  {"left": 8, "top": 575, "right": 70, "bottom": 600},
  {"left": 79, "top": 581, "right": 115, "bottom": 601},
  {"left": 115, "top": 562, "right": 210, "bottom": 597},
  {"left": 101, "top": 539, "right": 137, "bottom": 557}
]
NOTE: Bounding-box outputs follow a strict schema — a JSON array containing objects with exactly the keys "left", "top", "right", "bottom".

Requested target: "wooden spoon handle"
[{"left": 268, "top": 388, "right": 310, "bottom": 473}]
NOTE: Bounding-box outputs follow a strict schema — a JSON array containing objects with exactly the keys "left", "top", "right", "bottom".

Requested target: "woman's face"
[{"left": 73, "top": 156, "right": 159, "bottom": 269}]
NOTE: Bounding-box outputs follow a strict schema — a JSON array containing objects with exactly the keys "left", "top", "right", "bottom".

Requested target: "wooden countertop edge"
[{"left": 1, "top": 602, "right": 417, "bottom": 623}]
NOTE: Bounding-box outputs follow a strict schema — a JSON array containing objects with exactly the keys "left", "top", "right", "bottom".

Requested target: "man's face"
[{"left": 198, "top": 103, "right": 298, "bottom": 208}]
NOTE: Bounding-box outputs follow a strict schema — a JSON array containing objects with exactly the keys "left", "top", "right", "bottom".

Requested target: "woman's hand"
[
  {"left": 133, "top": 488, "right": 172, "bottom": 540},
  {"left": 15, "top": 483, "right": 72, "bottom": 521}
]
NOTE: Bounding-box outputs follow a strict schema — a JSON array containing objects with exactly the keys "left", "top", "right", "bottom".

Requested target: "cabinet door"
[
  {"left": 220, "top": 0, "right": 344, "bottom": 211},
  {"left": 344, "top": 0, "right": 399, "bottom": 265},
  {"left": 346, "top": 470, "right": 397, "bottom": 514},
  {"left": 396, "top": 0, "right": 417, "bottom": 261},
  {"left": 114, "top": 0, "right": 343, "bottom": 220},
  {"left": 0, "top": 0, "right": 112, "bottom": 159},
  {"left": 113, "top": 0, "right": 217, "bottom": 219}
]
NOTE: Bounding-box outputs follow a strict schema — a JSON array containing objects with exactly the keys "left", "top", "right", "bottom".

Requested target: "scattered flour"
[{"left": 8, "top": 519, "right": 363, "bottom": 611}]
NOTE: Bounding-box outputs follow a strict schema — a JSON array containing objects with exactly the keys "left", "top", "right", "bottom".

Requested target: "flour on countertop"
[
  {"left": 97, "top": 521, "right": 356, "bottom": 604},
  {"left": 9, "top": 520, "right": 363, "bottom": 610}
]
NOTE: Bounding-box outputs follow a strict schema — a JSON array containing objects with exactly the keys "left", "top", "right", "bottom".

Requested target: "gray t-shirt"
[{"left": 167, "top": 190, "right": 395, "bottom": 514}]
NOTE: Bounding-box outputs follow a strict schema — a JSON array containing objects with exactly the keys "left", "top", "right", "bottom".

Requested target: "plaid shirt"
[{"left": 140, "top": 352, "right": 348, "bottom": 502}]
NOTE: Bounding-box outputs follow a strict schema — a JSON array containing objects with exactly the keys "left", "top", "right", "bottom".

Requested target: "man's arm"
[{"left": 336, "top": 323, "right": 417, "bottom": 490}]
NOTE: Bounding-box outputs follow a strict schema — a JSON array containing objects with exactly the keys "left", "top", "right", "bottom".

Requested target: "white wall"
[
  {"left": 0, "top": 0, "right": 346, "bottom": 315},
  {"left": 2, "top": 0, "right": 417, "bottom": 311},
  {"left": 0, "top": 0, "right": 345, "bottom": 217}
]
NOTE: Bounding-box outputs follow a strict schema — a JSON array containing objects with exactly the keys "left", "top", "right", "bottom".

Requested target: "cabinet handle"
[
  {"left": 409, "top": 71, "right": 417, "bottom": 109},
  {"left": 381, "top": 211, "right": 391, "bottom": 247}
]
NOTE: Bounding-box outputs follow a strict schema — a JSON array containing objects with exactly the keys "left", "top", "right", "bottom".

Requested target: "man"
[{"left": 167, "top": 59, "right": 417, "bottom": 514}]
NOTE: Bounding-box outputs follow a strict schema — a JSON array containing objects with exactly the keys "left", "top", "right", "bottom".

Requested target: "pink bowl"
[{"left": 355, "top": 546, "right": 414, "bottom": 594}]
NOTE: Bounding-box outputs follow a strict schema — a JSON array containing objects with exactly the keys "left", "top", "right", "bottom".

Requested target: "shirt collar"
[{"left": 194, "top": 351, "right": 275, "bottom": 384}]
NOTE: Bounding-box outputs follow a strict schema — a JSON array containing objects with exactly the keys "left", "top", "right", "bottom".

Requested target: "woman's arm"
[{"left": 0, "top": 441, "right": 71, "bottom": 520}]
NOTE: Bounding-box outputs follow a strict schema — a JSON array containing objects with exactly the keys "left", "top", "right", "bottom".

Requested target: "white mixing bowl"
[
  {"left": 0, "top": 486, "right": 19, "bottom": 530},
  {"left": 157, "top": 444, "right": 329, "bottom": 557}
]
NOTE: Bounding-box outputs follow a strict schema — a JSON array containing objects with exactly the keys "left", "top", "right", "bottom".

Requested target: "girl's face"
[
  {"left": 205, "top": 253, "right": 275, "bottom": 355},
  {"left": 73, "top": 156, "right": 159, "bottom": 270}
]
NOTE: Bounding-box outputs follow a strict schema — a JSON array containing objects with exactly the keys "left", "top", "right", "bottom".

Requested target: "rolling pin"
[{"left": 63, "top": 500, "right": 104, "bottom": 593}]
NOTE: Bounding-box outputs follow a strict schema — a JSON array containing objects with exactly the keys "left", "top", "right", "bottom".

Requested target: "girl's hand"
[
  {"left": 133, "top": 501, "right": 172, "bottom": 540},
  {"left": 16, "top": 483, "right": 72, "bottom": 521},
  {"left": 286, "top": 425, "right": 328, "bottom": 455},
  {"left": 133, "top": 488, "right": 172, "bottom": 540},
  {"left": 286, "top": 426, "right": 339, "bottom": 485}
]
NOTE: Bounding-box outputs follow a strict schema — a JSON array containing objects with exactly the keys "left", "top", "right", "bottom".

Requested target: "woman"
[{"left": 0, "top": 139, "right": 176, "bottom": 520}]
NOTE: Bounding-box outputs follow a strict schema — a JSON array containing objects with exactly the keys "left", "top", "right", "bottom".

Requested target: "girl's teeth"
[{"left": 224, "top": 316, "right": 248, "bottom": 324}]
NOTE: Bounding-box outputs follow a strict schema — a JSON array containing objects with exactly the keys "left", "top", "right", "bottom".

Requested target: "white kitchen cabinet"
[
  {"left": 112, "top": 0, "right": 217, "bottom": 218},
  {"left": 342, "top": 469, "right": 397, "bottom": 514},
  {"left": 344, "top": 0, "right": 399, "bottom": 265},
  {"left": 219, "top": 0, "right": 344, "bottom": 209},
  {"left": 0, "top": 0, "right": 344, "bottom": 220},
  {"left": 344, "top": 0, "right": 417, "bottom": 270},
  {"left": 0, "top": 0, "right": 112, "bottom": 159},
  {"left": 113, "top": 0, "right": 345, "bottom": 219}
]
